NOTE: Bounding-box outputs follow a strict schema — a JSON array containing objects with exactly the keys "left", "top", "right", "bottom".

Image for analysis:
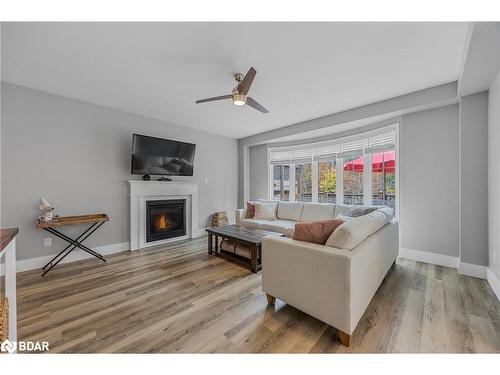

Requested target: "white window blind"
[
  {"left": 313, "top": 144, "right": 341, "bottom": 161},
  {"left": 365, "top": 131, "right": 395, "bottom": 154},
  {"left": 269, "top": 129, "right": 395, "bottom": 164},
  {"left": 269, "top": 149, "right": 314, "bottom": 165},
  {"left": 339, "top": 139, "right": 367, "bottom": 159},
  {"left": 268, "top": 149, "right": 294, "bottom": 165}
]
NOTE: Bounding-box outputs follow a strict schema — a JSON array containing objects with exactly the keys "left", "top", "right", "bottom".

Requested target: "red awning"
[{"left": 343, "top": 151, "right": 395, "bottom": 173}]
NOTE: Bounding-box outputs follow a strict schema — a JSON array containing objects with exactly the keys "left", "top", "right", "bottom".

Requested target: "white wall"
[
  {"left": 249, "top": 144, "right": 268, "bottom": 200},
  {"left": 1, "top": 82, "right": 238, "bottom": 261},
  {"left": 488, "top": 70, "right": 500, "bottom": 280},
  {"left": 400, "top": 104, "right": 459, "bottom": 258},
  {"left": 460, "top": 91, "right": 488, "bottom": 266}
]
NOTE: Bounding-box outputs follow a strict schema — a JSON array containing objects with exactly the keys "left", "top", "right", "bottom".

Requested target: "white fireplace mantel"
[{"left": 128, "top": 180, "right": 200, "bottom": 250}]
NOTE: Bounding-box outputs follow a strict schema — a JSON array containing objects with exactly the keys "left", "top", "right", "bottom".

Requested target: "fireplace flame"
[{"left": 154, "top": 214, "right": 173, "bottom": 231}]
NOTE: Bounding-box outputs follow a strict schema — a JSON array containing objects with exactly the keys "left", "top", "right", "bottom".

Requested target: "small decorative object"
[
  {"left": 212, "top": 211, "right": 228, "bottom": 227},
  {"left": 0, "top": 297, "right": 8, "bottom": 342},
  {"left": 39, "top": 198, "right": 55, "bottom": 222}
]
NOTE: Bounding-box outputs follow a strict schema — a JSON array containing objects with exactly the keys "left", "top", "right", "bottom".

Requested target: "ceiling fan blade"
[
  {"left": 237, "top": 67, "right": 257, "bottom": 95},
  {"left": 196, "top": 94, "right": 232, "bottom": 104},
  {"left": 246, "top": 97, "right": 269, "bottom": 113}
]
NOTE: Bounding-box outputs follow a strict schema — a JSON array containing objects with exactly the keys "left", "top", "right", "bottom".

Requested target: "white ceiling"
[{"left": 1, "top": 22, "right": 468, "bottom": 139}]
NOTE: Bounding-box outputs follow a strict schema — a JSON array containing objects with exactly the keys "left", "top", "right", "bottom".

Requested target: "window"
[
  {"left": 318, "top": 160, "right": 336, "bottom": 203},
  {"left": 272, "top": 165, "right": 290, "bottom": 201},
  {"left": 371, "top": 151, "right": 396, "bottom": 208},
  {"left": 343, "top": 155, "right": 364, "bottom": 205},
  {"left": 268, "top": 126, "right": 397, "bottom": 210},
  {"left": 295, "top": 163, "right": 312, "bottom": 202}
]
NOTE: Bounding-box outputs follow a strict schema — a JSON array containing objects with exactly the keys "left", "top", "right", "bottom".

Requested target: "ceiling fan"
[{"left": 195, "top": 67, "right": 269, "bottom": 113}]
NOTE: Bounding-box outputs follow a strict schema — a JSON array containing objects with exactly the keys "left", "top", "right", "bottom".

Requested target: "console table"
[
  {"left": 1, "top": 227, "right": 19, "bottom": 349},
  {"left": 36, "top": 214, "right": 109, "bottom": 276}
]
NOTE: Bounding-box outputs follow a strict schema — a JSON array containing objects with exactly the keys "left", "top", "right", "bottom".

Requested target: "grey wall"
[
  {"left": 1, "top": 82, "right": 238, "bottom": 261},
  {"left": 488, "top": 70, "right": 500, "bottom": 280},
  {"left": 460, "top": 92, "right": 488, "bottom": 266},
  {"left": 400, "top": 104, "right": 459, "bottom": 257},
  {"left": 244, "top": 104, "right": 461, "bottom": 259},
  {"left": 237, "top": 82, "right": 458, "bottom": 206},
  {"left": 249, "top": 144, "right": 268, "bottom": 201}
]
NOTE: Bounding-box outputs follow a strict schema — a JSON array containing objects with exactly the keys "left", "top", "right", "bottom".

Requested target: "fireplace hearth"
[{"left": 146, "top": 199, "right": 186, "bottom": 243}]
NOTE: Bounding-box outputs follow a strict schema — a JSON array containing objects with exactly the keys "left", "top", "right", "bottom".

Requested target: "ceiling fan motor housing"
[{"left": 233, "top": 72, "right": 244, "bottom": 83}]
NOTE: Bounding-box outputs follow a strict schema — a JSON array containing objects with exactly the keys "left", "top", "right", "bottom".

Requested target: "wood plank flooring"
[{"left": 15, "top": 237, "right": 500, "bottom": 353}]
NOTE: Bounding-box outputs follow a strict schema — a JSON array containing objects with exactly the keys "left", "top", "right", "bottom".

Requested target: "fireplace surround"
[{"left": 128, "top": 181, "right": 199, "bottom": 250}]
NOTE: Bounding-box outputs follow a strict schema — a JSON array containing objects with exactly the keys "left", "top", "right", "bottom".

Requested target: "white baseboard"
[
  {"left": 399, "top": 248, "right": 460, "bottom": 269},
  {"left": 10, "top": 242, "right": 131, "bottom": 274},
  {"left": 487, "top": 268, "right": 500, "bottom": 302},
  {"left": 458, "top": 262, "right": 488, "bottom": 279},
  {"left": 399, "top": 248, "right": 491, "bottom": 282},
  {"left": 5, "top": 229, "right": 208, "bottom": 275}
]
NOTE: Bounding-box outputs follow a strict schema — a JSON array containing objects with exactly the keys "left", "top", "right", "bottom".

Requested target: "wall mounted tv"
[{"left": 131, "top": 134, "right": 196, "bottom": 178}]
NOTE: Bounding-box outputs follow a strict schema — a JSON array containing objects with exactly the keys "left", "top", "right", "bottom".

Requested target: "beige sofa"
[
  {"left": 235, "top": 201, "right": 351, "bottom": 236},
  {"left": 235, "top": 201, "right": 399, "bottom": 346}
]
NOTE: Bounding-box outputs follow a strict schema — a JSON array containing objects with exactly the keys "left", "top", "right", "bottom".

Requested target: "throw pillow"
[
  {"left": 245, "top": 201, "right": 256, "bottom": 218},
  {"left": 292, "top": 219, "right": 344, "bottom": 245},
  {"left": 336, "top": 215, "right": 353, "bottom": 222},
  {"left": 326, "top": 209, "right": 391, "bottom": 250},
  {"left": 253, "top": 202, "right": 278, "bottom": 221},
  {"left": 346, "top": 205, "right": 379, "bottom": 217}
]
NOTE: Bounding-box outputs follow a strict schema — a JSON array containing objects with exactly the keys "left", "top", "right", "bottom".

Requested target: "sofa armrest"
[
  {"left": 262, "top": 236, "right": 351, "bottom": 333},
  {"left": 235, "top": 209, "right": 246, "bottom": 224}
]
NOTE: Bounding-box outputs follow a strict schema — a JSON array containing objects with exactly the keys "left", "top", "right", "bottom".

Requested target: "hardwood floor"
[{"left": 16, "top": 237, "right": 500, "bottom": 353}]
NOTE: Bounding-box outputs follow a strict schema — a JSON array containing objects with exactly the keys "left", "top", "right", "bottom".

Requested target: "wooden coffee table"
[{"left": 206, "top": 224, "right": 284, "bottom": 273}]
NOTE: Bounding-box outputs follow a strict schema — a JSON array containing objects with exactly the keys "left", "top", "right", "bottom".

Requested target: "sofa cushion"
[
  {"left": 333, "top": 204, "right": 351, "bottom": 217},
  {"left": 300, "top": 203, "right": 335, "bottom": 222},
  {"left": 336, "top": 215, "right": 354, "bottom": 222},
  {"left": 292, "top": 219, "right": 344, "bottom": 245},
  {"left": 346, "top": 205, "right": 379, "bottom": 217},
  {"left": 254, "top": 202, "right": 278, "bottom": 221},
  {"left": 277, "top": 202, "right": 304, "bottom": 221},
  {"left": 260, "top": 220, "right": 296, "bottom": 236},
  {"left": 377, "top": 207, "right": 395, "bottom": 221},
  {"left": 365, "top": 210, "right": 389, "bottom": 233},
  {"left": 239, "top": 218, "right": 270, "bottom": 229},
  {"left": 326, "top": 209, "right": 390, "bottom": 250}
]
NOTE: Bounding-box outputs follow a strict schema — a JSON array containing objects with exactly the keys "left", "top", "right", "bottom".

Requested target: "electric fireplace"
[{"left": 146, "top": 199, "right": 186, "bottom": 243}]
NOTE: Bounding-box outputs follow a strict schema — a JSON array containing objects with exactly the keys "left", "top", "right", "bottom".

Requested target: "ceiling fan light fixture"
[{"left": 232, "top": 93, "right": 246, "bottom": 106}]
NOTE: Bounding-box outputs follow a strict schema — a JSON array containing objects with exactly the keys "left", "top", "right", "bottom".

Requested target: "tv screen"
[{"left": 131, "top": 134, "right": 196, "bottom": 176}]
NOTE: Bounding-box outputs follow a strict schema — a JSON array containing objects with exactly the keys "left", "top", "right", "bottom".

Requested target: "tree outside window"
[{"left": 318, "top": 160, "right": 336, "bottom": 203}]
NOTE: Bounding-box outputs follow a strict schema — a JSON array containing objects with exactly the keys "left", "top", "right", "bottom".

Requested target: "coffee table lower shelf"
[{"left": 206, "top": 225, "right": 284, "bottom": 273}]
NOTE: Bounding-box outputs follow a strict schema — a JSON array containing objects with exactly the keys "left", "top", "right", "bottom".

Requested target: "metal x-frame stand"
[{"left": 37, "top": 214, "right": 109, "bottom": 276}]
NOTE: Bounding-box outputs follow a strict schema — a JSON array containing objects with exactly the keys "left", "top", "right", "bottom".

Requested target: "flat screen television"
[{"left": 131, "top": 134, "right": 196, "bottom": 177}]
